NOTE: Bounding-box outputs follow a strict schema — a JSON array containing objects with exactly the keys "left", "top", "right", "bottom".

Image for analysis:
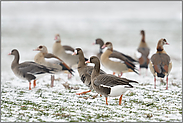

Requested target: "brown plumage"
[
  {"left": 137, "top": 30, "right": 150, "bottom": 71},
  {"left": 34, "top": 45, "right": 74, "bottom": 87},
  {"left": 88, "top": 56, "right": 138, "bottom": 105},
  {"left": 100, "top": 42, "right": 139, "bottom": 77},
  {"left": 149, "top": 38, "right": 172, "bottom": 90},
  {"left": 73, "top": 48, "right": 106, "bottom": 95},
  {"left": 93, "top": 38, "right": 138, "bottom": 63},
  {"left": 9, "top": 49, "right": 57, "bottom": 90}
]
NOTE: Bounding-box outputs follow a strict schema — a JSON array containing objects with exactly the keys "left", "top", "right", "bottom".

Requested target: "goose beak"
[
  {"left": 92, "top": 42, "right": 95, "bottom": 45},
  {"left": 33, "top": 48, "right": 39, "bottom": 51},
  {"left": 85, "top": 60, "right": 90, "bottom": 63},
  {"left": 166, "top": 42, "right": 169, "bottom": 45},
  {"left": 102, "top": 44, "right": 106, "bottom": 49},
  {"left": 72, "top": 52, "right": 77, "bottom": 55},
  {"left": 8, "top": 53, "right": 11, "bottom": 55}
]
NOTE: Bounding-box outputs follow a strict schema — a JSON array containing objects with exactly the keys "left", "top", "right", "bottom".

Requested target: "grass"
[{"left": 1, "top": 73, "right": 182, "bottom": 122}]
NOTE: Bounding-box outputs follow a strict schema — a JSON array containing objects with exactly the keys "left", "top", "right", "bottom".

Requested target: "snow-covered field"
[{"left": 1, "top": 1, "right": 182, "bottom": 122}]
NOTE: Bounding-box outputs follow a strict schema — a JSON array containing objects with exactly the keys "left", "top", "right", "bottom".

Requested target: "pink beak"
[
  {"left": 72, "top": 52, "right": 77, "bottom": 55},
  {"left": 54, "top": 36, "right": 57, "bottom": 40},
  {"left": 92, "top": 42, "right": 95, "bottom": 45},
  {"left": 8, "top": 53, "right": 11, "bottom": 55},
  {"left": 33, "top": 48, "right": 39, "bottom": 51},
  {"left": 166, "top": 42, "right": 169, "bottom": 45},
  {"left": 85, "top": 60, "right": 90, "bottom": 63},
  {"left": 102, "top": 44, "right": 106, "bottom": 49}
]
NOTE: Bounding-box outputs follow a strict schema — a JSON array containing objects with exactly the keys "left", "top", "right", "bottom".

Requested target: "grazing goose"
[
  {"left": 101, "top": 42, "right": 139, "bottom": 77},
  {"left": 93, "top": 38, "right": 138, "bottom": 63},
  {"left": 9, "top": 49, "right": 57, "bottom": 90},
  {"left": 33, "top": 45, "right": 74, "bottom": 87},
  {"left": 149, "top": 38, "right": 172, "bottom": 90},
  {"left": 86, "top": 56, "right": 138, "bottom": 105},
  {"left": 137, "top": 30, "right": 150, "bottom": 75},
  {"left": 72, "top": 48, "right": 106, "bottom": 95}
]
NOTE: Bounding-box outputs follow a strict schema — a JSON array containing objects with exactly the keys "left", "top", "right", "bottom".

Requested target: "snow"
[{"left": 1, "top": 1, "right": 182, "bottom": 122}]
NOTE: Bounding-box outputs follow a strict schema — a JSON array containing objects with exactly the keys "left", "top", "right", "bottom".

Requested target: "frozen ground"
[
  {"left": 1, "top": 63, "right": 182, "bottom": 122},
  {"left": 1, "top": 1, "right": 182, "bottom": 122}
]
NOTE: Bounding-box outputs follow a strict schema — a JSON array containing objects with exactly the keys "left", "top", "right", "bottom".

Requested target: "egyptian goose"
[
  {"left": 33, "top": 45, "right": 74, "bottom": 87},
  {"left": 93, "top": 38, "right": 138, "bottom": 63},
  {"left": 9, "top": 49, "right": 57, "bottom": 90},
  {"left": 137, "top": 30, "right": 150, "bottom": 74},
  {"left": 149, "top": 38, "right": 172, "bottom": 90},
  {"left": 72, "top": 48, "right": 106, "bottom": 95},
  {"left": 52, "top": 34, "right": 88, "bottom": 68},
  {"left": 86, "top": 56, "right": 138, "bottom": 105},
  {"left": 101, "top": 42, "right": 138, "bottom": 77}
]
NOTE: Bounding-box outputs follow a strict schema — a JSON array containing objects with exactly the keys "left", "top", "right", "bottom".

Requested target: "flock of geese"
[{"left": 8, "top": 30, "right": 172, "bottom": 105}]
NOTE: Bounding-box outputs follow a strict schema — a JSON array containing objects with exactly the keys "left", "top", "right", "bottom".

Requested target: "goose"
[
  {"left": 137, "top": 30, "right": 150, "bottom": 75},
  {"left": 101, "top": 42, "right": 139, "bottom": 77},
  {"left": 86, "top": 56, "right": 138, "bottom": 105},
  {"left": 93, "top": 38, "right": 138, "bottom": 63},
  {"left": 52, "top": 34, "right": 88, "bottom": 67},
  {"left": 72, "top": 48, "right": 106, "bottom": 95},
  {"left": 149, "top": 38, "right": 172, "bottom": 90},
  {"left": 8, "top": 49, "right": 57, "bottom": 90},
  {"left": 33, "top": 45, "right": 74, "bottom": 87}
]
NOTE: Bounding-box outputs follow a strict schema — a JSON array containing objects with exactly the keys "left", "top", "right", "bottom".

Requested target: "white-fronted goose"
[
  {"left": 137, "top": 30, "right": 150, "bottom": 74},
  {"left": 101, "top": 42, "right": 138, "bottom": 77},
  {"left": 86, "top": 56, "right": 138, "bottom": 105},
  {"left": 93, "top": 38, "right": 138, "bottom": 63},
  {"left": 52, "top": 34, "right": 88, "bottom": 68},
  {"left": 9, "top": 49, "right": 57, "bottom": 90},
  {"left": 33, "top": 45, "right": 74, "bottom": 87},
  {"left": 72, "top": 48, "right": 106, "bottom": 95},
  {"left": 149, "top": 38, "right": 172, "bottom": 90}
]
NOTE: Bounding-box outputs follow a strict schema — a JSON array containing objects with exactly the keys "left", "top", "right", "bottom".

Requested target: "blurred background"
[{"left": 1, "top": 1, "right": 182, "bottom": 74}]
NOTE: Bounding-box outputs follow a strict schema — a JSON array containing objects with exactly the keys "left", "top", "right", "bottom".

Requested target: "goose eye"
[{"left": 39, "top": 46, "right": 43, "bottom": 49}]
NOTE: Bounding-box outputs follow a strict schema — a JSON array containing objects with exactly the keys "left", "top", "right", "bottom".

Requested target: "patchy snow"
[{"left": 1, "top": 1, "right": 182, "bottom": 122}]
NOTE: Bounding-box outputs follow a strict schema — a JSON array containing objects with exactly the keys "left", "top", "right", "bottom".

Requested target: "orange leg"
[
  {"left": 29, "top": 82, "right": 31, "bottom": 90},
  {"left": 76, "top": 90, "right": 91, "bottom": 95},
  {"left": 166, "top": 76, "right": 168, "bottom": 90},
  {"left": 113, "top": 72, "right": 115, "bottom": 75},
  {"left": 154, "top": 76, "right": 156, "bottom": 89},
  {"left": 105, "top": 97, "right": 108, "bottom": 105},
  {"left": 119, "top": 94, "right": 123, "bottom": 105},
  {"left": 33, "top": 80, "right": 36, "bottom": 88},
  {"left": 51, "top": 75, "right": 54, "bottom": 87}
]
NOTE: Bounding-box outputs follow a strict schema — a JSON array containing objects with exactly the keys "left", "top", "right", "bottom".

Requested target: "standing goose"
[
  {"left": 149, "top": 38, "right": 172, "bottom": 90},
  {"left": 101, "top": 42, "right": 139, "bottom": 77},
  {"left": 9, "top": 49, "right": 57, "bottom": 90},
  {"left": 86, "top": 56, "right": 138, "bottom": 105},
  {"left": 137, "top": 30, "right": 150, "bottom": 74},
  {"left": 52, "top": 34, "right": 88, "bottom": 68},
  {"left": 33, "top": 45, "right": 74, "bottom": 87},
  {"left": 72, "top": 48, "right": 106, "bottom": 95},
  {"left": 93, "top": 38, "right": 138, "bottom": 63}
]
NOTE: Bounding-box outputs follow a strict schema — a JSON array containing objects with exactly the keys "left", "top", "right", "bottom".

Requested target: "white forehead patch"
[{"left": 74, "top": 49, "right": 78, "bottom": 54}]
